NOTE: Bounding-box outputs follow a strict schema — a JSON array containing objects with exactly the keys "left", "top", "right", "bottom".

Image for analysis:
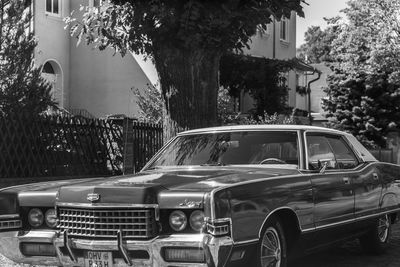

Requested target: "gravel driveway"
[{"left": 2, "top": 223, "right": 400, "bottom": 267}]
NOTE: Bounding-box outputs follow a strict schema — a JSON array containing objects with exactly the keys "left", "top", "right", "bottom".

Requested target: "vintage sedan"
[{"left": 0, "top": 125, "right": 399, "bottom": 267}]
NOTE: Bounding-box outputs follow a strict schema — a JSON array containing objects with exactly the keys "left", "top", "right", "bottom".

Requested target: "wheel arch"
[{"left": 258, "top": 207, "right": 302, "bottom": 252}]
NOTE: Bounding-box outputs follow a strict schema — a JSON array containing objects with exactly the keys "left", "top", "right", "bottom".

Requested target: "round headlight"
[
  {"left": 45, "top": 209, "right": 57, "bottom": 228},
  {"left": 189, "top": 210, "right": 205, "bottom": 231},
  {"left": 169, "top": 210, "right": 187, "bottom": 232},
  {"left": 28, "top": 208, "right": 44, "bottom": 228}
]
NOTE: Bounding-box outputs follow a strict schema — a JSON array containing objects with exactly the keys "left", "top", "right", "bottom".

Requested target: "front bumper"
[{"left": 0, "top": 230, "right": 233, "bottom": 267}]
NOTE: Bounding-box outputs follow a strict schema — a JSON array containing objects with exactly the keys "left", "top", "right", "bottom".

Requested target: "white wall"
[
  {"left": 33, "top": 0, "right": 153, "bottom": 118},
  {"left": 242, "top": 12, "right": 298, "bottom": 113},
  {"left": 69, "top": 44, "right": 153, "bottom": 118},
  {"left": 34, "top": 0, "right": 71, "bottom": 108}
]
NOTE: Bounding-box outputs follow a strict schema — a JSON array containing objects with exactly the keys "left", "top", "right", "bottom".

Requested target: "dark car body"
[{"left": 0, "top": 125, "right": 399, "bottom": 267}]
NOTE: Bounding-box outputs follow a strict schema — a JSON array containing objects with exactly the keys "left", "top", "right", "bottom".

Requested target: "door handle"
[
  {"left": 373, "top": 173, "right": 379, "bottom": 181},
  {"left": 343, "top": 177, "right": 351, "bottom": 185}
]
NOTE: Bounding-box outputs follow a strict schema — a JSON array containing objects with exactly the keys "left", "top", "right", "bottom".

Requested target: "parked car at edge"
[{"left": 0, "top": 125, "right": 399, "bottom": 267}]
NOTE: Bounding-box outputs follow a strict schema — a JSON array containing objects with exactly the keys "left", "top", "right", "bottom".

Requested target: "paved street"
[
  {"left": 291, "top": 223, "right": 400, "bottom": 267},
  {"left": 1, "top": 223, "right": 400, "bottom": 266}
]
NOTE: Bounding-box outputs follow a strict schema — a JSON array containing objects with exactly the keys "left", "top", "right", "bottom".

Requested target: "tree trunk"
[{"left": 153, "top": 46, "right": 222, "bottom": 141}]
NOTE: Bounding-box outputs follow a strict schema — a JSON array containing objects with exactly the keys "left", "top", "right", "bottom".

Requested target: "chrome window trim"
[
  {"left": 141, "top": 137, "right": 176, "bottom": 171},
  {"left": 303, "top": 130, "right": 364, "bottom": 172},
  {"left": 178, "top": 129, "right": 300, "bottom": 136},
  {"left": 144, "top": 129, "right": 301, "bottom": 171}
]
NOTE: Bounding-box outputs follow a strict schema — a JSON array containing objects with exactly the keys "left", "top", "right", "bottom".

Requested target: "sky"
[{"left": 296, "top": 0, "right": 348, "bottom": 47}]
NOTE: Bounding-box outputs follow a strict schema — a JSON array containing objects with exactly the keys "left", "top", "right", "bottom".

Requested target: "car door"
[
  {"left": 335, "top": 136, "right": 382, "bottom": 220},
  {"left": 305, "top": 133, "right": 356, "bottom": 244}
]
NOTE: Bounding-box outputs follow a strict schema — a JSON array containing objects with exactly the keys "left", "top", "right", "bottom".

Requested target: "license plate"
[{"left": 84, "top": 251, "right": 113, "bottom": 267}]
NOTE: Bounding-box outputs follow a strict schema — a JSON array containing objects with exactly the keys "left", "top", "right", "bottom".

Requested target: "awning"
[{"left": 292, "top": 58, "right": 321, "bottom": 73}]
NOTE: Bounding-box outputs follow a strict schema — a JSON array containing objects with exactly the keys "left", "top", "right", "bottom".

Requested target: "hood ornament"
[
  {"left": 179, "top": 199, "right": 202, "bottom": 208},
  {"left": 87, "top": 193, "right": 100, "bottom": 202}
]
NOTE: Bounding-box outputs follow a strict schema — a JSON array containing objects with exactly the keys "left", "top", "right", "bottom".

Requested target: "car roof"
[{"left": 179, "top": 125, "right": 348, "bottom": 136}]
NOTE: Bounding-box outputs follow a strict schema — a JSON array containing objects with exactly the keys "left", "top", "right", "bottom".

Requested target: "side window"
[
  {"left": 306, "top": 134, "right": 359, "bottom": 170},
  {"left": 327, "top": 137, "right": 359, "bottom": 169},
  {"left": 307, "top": 135, "right": 335, "bottom": 170}
]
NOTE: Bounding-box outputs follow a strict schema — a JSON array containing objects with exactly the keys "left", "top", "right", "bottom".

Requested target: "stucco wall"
[
  {"left": 34, "top": 0, "right": 71, "bottom": 108},
  {"left": 242, "top": 12, "right": 298, "bottom": 113},
  {"left": 296, "top": 63, "right": 330, "bottom": 113},
  {"left": 69, "top": 44, "right": 152, "bottom": 118},
  {"left": 33, "top": 0, "right": 153, "bottom": 118},
  {"left": 67, "top": 0, "right": 153, "bottom": 118}
]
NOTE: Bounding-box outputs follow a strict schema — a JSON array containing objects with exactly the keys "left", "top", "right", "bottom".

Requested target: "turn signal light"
[
  {"left": 163, "top": 247, "right": 205, "bottom": 263},
  {"left": 20, "top": 243, "right": 56, "bottom": 257},
  {"left": 206, "top": 217, "right": 231, "bottom": 236}
]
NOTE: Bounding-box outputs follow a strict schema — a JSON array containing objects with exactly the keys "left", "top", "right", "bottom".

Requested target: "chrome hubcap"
[
  {"left": 260, "top": 227, "right": 282, "bottom": 267},
  {"left": 378, "top": 215, "right": 390, "bottom": 242}
]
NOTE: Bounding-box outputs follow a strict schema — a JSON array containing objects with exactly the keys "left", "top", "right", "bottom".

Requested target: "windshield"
[{"left": 146, "top": 131, "right": 299, "bottom": 169}]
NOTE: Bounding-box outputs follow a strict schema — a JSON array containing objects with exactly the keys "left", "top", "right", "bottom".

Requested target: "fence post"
[{"left": 122, "top": 118, "right": 135, "bottom": 174}]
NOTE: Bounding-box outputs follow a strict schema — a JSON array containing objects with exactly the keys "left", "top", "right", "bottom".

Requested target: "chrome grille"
[
  {"left": 57, "top": 207, "right": 157, "bottom": 239},
  {"left": 0, "top": 219, "right": 21, "bottom": 230}
]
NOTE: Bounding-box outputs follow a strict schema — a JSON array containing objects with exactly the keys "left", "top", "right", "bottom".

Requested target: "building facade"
[
  {"left": 32, "top": 0, "right": 305, "bottom": 118},
  {"left": 33, "top": 0, "right": 155, "bottom": 118}
]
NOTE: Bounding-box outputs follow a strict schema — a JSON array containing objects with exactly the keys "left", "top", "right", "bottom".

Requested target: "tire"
[
  {"left": 257, "top": 215, "right": 287, "bottom": 267},
  {"left": 359, "top": 214, "right": 391, "bottom": 254}
]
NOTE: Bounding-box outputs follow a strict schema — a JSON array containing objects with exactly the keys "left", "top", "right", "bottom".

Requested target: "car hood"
[{"left": 1, "top": 166, "right": 300, "bottom": 207}]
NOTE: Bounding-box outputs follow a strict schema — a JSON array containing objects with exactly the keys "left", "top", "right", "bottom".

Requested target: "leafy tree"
[
  {"left": 132, "top": 84, "right": 163, "bottom": 123},
  {"left": 220, "top": 54, "right": 296, "bottom": 117},
  {"left": 297, "top": 17, "right": 339, "bottom": 63},
  {"left": 322, "top": 0, "right": 400, "bottom": 147},
  {"left": 0, "top": 0, "right": 54, "bottom": 116},
  {"left": 66, "top": 0, "right": 305, "bottom": 139},
  {"left": 133, "top": 83, "right": 238, "bottom": 125}
]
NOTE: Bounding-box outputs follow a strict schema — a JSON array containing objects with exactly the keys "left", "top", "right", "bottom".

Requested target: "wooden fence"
[
  {"left": 122, "top": 119, "right": 163, "bottom": 174},
  {"left": 0, "top": 114, "right": 124, "bottom": 179},
  {"left": 369, "top": 148, "right": 395, "bottom": 164}
]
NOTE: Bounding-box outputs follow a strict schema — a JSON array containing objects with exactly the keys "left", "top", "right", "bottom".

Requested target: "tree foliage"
[
  {"left": 220, "top": 54, "right": 297, "bottom": 116},
  {"left": 322, "top": 0, "right": 400, "bottom": 147},
  {"left": 66, "top": 0, "right": 305, "bottom": 138},
  {"left": 0, "top": 0, "right": 54, "bottom": 116},
  {"left": 132, "top": 84, "right": 163, "bottom": 123},
  {"left": 296, "top": 17, "right": 340, "bottom": 63}
]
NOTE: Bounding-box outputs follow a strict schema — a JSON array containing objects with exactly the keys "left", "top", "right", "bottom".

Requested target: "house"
[
  {"left": 31, "top": 0, "right": 312, "bottom": 118},
  {"left": 33, "top": 0, "right": 157, "bottom": 118},
  {"left": 241, "top": 12, "right": 317, "bottom": 115},
  {"left": 295, "top": 63, "right": 331, "bottom": 125}
]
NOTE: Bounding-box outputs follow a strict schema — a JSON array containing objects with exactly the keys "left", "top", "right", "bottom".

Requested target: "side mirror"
[
  {"left": 318, "top": 159, "right": 336, "bottom": 174},
  {"left": 319, "top": 161, "right": 328, "bottom": 174}
]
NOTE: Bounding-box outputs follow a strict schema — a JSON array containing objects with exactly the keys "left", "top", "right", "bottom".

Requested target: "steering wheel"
[{"left": 259, "top": 158, "right": 287, "bottom": 165}]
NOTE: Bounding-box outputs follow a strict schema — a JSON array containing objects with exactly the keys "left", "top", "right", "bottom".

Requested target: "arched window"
[{"left": 41, "top": 60, "right": 63, "bottom": 108}]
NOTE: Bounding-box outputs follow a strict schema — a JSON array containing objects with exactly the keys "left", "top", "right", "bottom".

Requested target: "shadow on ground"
[{"left": 290, "top": 223, "right": 400, "bottom": 267}]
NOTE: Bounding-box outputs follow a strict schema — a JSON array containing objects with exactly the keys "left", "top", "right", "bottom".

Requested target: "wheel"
[
  {"left": 359, "top": 214, "right": 391, "bottom": 254},
  {"left": 260, "top": 158, "right": 287, "bottom": 165},
  {"left": 257, "top": 215, "right": 287, "bottom": 267}
]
